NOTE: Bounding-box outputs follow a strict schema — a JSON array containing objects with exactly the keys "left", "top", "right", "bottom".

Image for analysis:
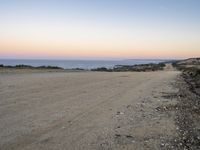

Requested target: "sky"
[{"left": 0, "top": 0, "right": 200, "bottom": 60}]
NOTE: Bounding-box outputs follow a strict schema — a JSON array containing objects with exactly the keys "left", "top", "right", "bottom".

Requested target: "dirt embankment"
[
  {"left": 161, "top": 63, "right": 200, "bottom": 149},
  {"left": 172, "top": 69, "right": 200, "bottom": 149}
]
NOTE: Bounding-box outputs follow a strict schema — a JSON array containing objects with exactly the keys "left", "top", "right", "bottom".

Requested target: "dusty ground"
[{"left": 0, "top": 70, "right": 180, "bottom": 150}]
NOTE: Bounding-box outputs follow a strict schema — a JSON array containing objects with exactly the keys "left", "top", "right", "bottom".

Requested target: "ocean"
[{"left": 0, "top": 59, "right": 165, "bottom": 69}]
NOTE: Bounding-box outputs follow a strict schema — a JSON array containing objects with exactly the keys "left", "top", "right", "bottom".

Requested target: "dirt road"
[{"left": 0, "top": 71, "right": 180, "bottom": 150}]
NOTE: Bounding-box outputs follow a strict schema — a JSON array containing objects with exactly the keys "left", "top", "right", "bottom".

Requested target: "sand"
[{"left": 0, "top": 70, "right": 180, "bottom": 150}]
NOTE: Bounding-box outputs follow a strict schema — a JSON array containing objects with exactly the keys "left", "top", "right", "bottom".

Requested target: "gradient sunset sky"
[{"left": 0, "top": 0, "right": 200, "bottom": 60}]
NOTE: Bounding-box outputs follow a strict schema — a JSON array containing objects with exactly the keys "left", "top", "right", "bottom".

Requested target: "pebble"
[
  {"left": 116, "top": 111, "right": 124, "bottom": 115},
  {"left": 161, "top": 143, "right": 165, "bottom": 146}
]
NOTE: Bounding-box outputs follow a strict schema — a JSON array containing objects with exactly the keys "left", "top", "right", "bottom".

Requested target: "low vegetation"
[
  {"left": 91, "top": 63, "right": 166, "bottom": 72},
  {"left": 0, "top": 64, "right": 63, "bottom": 70},
  {"left": 172, "top": 58, "right": 200, "bottom": 95},
  {"left": 91, "top": 67, "right": 113, "bottom": 72}
]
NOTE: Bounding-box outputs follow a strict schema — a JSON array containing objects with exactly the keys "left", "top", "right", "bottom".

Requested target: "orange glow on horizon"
[
  {"left": 1, "top": 37, "right": 200, "bottom": 59},
  {"left": 1, "top": 21, "right": 200, "bottom": 59}
]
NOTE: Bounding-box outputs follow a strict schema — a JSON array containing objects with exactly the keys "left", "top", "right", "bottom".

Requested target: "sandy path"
[
  {"left": 164, "top": 63, "right": 176, "bottom": 71},
  {"left": 0, "top": 71, "right": 180, "bottom": 150}
]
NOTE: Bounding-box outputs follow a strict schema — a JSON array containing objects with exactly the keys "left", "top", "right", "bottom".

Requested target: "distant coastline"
[{"left": 0, "top": 59, "right": 168, "bottom": 70}]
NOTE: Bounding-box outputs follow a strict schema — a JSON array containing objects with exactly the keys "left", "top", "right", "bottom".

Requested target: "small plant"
[{"left": 91, "top": 67, "right": 112, "bottom": 72}]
